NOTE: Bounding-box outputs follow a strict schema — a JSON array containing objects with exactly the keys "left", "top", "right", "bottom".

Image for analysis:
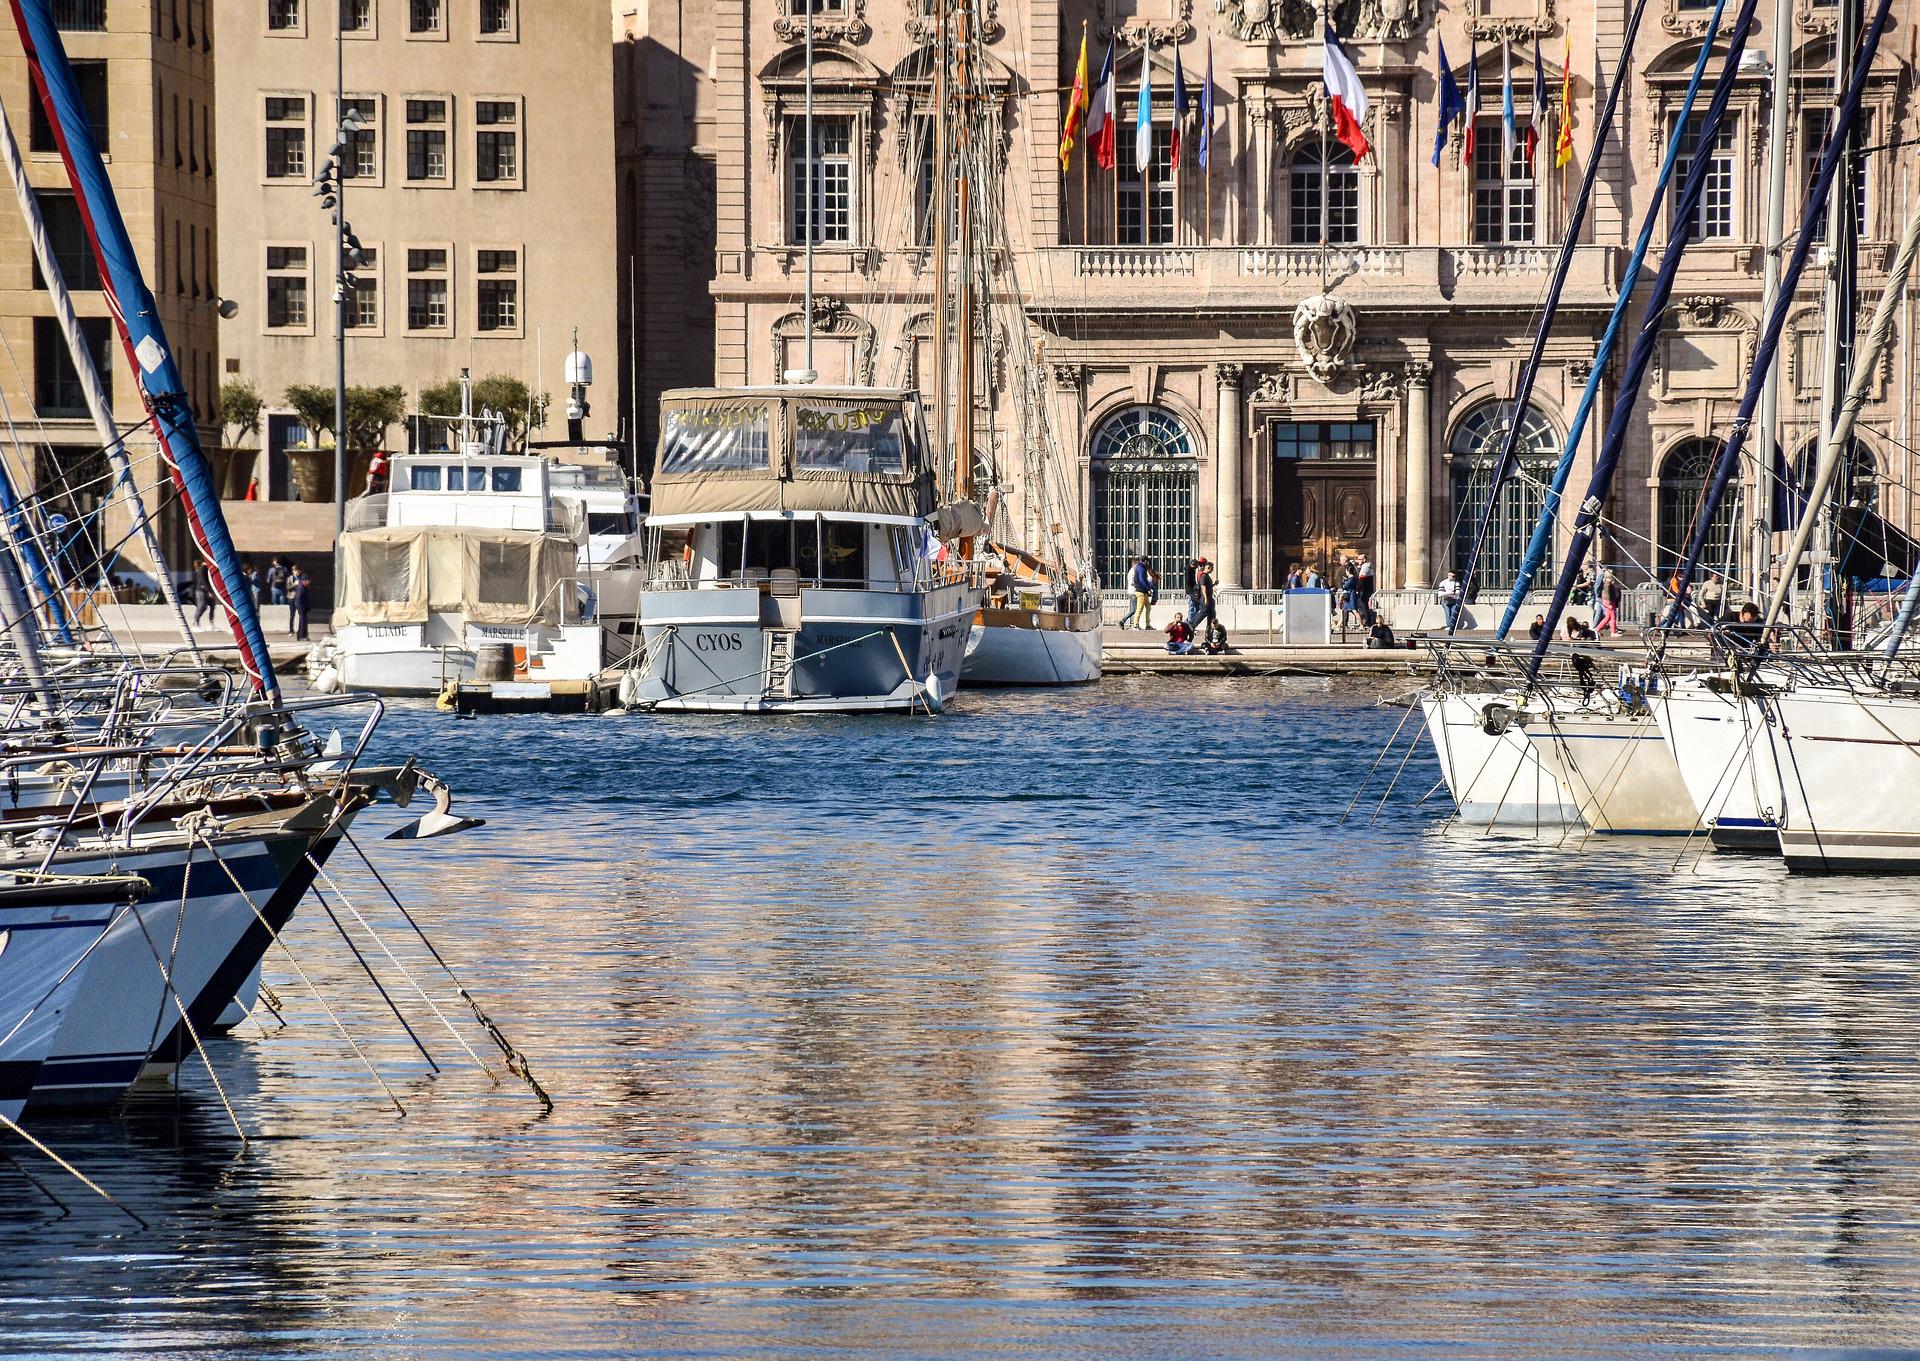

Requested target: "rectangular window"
[
  {"left": 406, "top": 247, "right": 450, "bottom": 331},
  {"left": 1673, "top": 113, "right": 1734, "bottom": 240},
  {"left": 341, "top": 0, "right": 371, "bottom": 29},
  {"left": 1288, "top": 145, "right": 1360, "bottom": 246},
  {"left": 490, "top": 466, "right": 523, "bottom": 492},
  {"left": 405, "top": 97, "right": 449, "bottom": 181},
  {"left": 409, "top": 464, "right": 442, "bottom": 491},
  {"left": 1117, "top": 124, "right": 1176, "bottom": 246},
  {"left": 32, "top": 193, "right": 100, "bottom": 290},
  {"left": 786, "top": 0, "right": 848, "bottom": 13},
  {"left": 267, "top": 0, "right": 300, "bottom": 29},
  {"left": 1804, "top": 110, "right": 1869, "bottom": 242},
  {"left": 475, "top": 248, "right": 519, "bottom": 332},
  {"left": 787, "top": 116, "right": 852, "bottom": 245},
  {"left": 1471, "top": 121, "right": 1535, "bottom": 244},
  {"left": 264, "top": 95, "right": 307, "bottom": 178},
  {"left": 265, "top": 245, "right": 309, "bottom": 328},
  {"left": 912, "top": 115, "right": 937, "bottom": 245},
  {"left": 478, "top": 0, "right": 513, "bottom": 34},
  {"left": 33, "top": 316, "right": 111, "bottom": 418},
  {"left": 340, "top": 96, "right": 377, "bottom": 179},
  {"left": 1271, "top": 421, "right": 1377, "bottom": 462},
  {"left": 54, "top": 1, "right": 108, "bottom": 31},
  {"left": 474, "top": 99, "right": 519, "bottom": 184},
  {"left": 31, "top": 60, "right": 107, "bottom": 154},
  {"left": 348, "top": 247, "right": 379, "bottom": 328},
  {"left": 409, "top": 0, "right": 440, "bottom": 32}
]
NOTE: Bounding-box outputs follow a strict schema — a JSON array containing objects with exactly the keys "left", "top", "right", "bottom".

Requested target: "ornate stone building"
[{"left": 707, "top": 0, "right": 1919, "bottom": 595}]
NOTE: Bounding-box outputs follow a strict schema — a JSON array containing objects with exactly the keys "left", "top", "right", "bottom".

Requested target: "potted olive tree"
[{"left": 282, "top": 384, "right": 405, "bottom": 502}]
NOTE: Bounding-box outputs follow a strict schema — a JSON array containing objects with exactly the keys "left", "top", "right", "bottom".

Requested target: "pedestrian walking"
[
  {"left": 1192, "top": 557, "right": 1218, "bottom": 638},
  {"left": 1437, "top": 571, "right": 1461, "bottom": 627},
  {"left": 268, "top": 557, "right": 289, "bottom": 606},
  {"left": 1184, "top": 557, "right": 1203, "bottom": 627},
  {"left": 1356, "top": 554, "right": 1376, "bottom": 624},
  {"left": 1126, "top": 554, "right": 1154, "bottom": 630},
  {"left": 1285, "top": 564, "right": 1304, "bottom": 591},
  {"left": 1597, "top": 568, "right": 1621, "bottom": 637},
  {"left": 289, "top": 567, "right": 311, "bottom": 641},
  {"left": 191, "top": 562, "right": 215, "bottom": 628}
]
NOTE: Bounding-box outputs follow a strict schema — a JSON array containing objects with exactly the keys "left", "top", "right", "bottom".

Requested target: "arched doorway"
[
  {"left": 1090, "top": 405, "right": 1196, "bottom": 590},
  {"left": 1656, "top": 438, "right": 1738, "bottom": 580},
  {"left": 1449, "top": 401, "right": 1559, "bottom": 592}
]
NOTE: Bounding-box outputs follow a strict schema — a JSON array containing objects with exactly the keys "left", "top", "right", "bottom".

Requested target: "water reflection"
[{"left": 3, "top": 679, "right": 1920, "bottom": 1357}]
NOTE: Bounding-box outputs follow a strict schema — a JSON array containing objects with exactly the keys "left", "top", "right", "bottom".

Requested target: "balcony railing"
[{"left": 54, "top": 0, "right": 106, "bottom": 30}]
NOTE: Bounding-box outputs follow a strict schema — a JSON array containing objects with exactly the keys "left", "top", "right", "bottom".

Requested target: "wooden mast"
[
  {"left": 954, "top": 0, "right": 977, "bottom": 556},
  {"left": 931, "top": 0, "right": 951, "bottom": 483}
]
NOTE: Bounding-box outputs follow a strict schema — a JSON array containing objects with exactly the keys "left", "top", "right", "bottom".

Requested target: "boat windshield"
[
  {"left": 658, "top": 403, "right": 770, "bottom": 474},
  {"left": 793, "top": 401, "right": 906, "bottom": 475},
  {"left": 716, "top": 518, "right": 867, "bottom": 586}
]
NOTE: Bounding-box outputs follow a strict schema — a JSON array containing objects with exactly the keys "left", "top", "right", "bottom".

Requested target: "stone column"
[
  {"left": 1216, "top": 363, "right": 1244, "bottom": 587},
  {"left": 1404, "top": 361, "right": 1434, "bottom": 587}
]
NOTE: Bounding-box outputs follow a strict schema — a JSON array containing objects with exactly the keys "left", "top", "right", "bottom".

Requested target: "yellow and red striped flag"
[
  {"left": 1060, "top": 29, "right": 1090, "bottom": 172},
  {"left": 1554, "top": 35, "right": 1575, "bottom": 168}
]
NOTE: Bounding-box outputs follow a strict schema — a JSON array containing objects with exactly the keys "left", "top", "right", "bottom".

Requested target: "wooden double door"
[{"left": 1272, "top": 457, "right": 1376, "bottom": 585}]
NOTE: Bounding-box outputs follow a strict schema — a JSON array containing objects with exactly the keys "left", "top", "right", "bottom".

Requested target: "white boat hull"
[
  {"left": 961, "top": 610, "right": 1103, "bottom": 686},
  {"left": 1525, "top": 705, "right": 1700, "bottom": 835},
  {"left": 1651, "top": 675, "right": 1786, "bottom": 851},
  {"left": 1769, "top": 682, "right": 1920, "bottom": 871},
  {"left": 1420, "top": 691, "right": 1582, "bottom": 826}
]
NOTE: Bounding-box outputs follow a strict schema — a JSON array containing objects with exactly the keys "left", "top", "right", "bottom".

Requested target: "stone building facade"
[
  {"left": 0, "top": 0, "right": 215, "bottom": 581},
  {"left": 614, "top": 1, "right": 719, "bottom": 467},
  {"left": 215, "top": 0, "right": 619, "bottom": 498},
  {"left": 706, "top": 0, "right": 1919, "bottom": 598}
]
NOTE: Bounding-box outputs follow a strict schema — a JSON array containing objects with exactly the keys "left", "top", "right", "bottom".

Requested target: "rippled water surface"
[{"left": 7, "top": 676, "right": 1920, "bottom": 1358}]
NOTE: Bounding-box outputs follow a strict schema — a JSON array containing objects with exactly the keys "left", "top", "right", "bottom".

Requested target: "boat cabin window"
[
  {"left": 491, "top": 466, "right": 523, "bottom": 493},
  {"left": 463, "top": 466, "right": 487, "bottom": 491},
  {"left": 659, "top": 404, "right": 770, "bottom": 475},
  {"left": 712, "top": 518, "right": 868, "bottom": 585},
  {"left": 793, "top": 402, "right": 907, "bottom": 475},
  {"left": 587, "top": 511, "right": 634, "bottom": 537},
  {"left": 409, "top": 465, "right": 443, "bottom": 491}
]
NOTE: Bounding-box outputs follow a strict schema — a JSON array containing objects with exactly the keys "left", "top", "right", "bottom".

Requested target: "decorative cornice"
[
  {"left": 1101, "top": 0, "right": 1194, "bottom": 47},
  {"left": 773, "top": 0, "right": 868, "bottom": 45},
  {"left": 1466, "top": 1, "right": 1556, "bottom": 42}
]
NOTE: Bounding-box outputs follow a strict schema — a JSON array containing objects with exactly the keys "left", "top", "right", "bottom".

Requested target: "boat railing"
[
  {"left": 344, "top": 494, "right": 389, "bottom": 532},
  {"left": 643, "top": 559, "right": 981, "bottom": 595}
]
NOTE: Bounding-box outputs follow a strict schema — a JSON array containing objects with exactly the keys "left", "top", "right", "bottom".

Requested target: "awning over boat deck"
[
  {"left": 333, "top": 525, "right": 579, "bottom": 628},
  {"left": 646, "top": 510, "right": 930, "bottom": 528}
]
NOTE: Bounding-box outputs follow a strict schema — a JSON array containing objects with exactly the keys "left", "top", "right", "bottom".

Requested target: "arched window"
[
  {"left": 1288, "top": 143, "right": 1358, "bottom": 245},
  {"left": 1784, "top": 436, "right": 1879, "bottom": 528},
  {"left": 1091, "top": 405, "right": 1196, "bottom": 589},
  {"left": 1657, "top": 439, "right": 1739, "bottom": 578},
  {"left": 1449, "top": 402, "right": 1559, "bottom": 592}
]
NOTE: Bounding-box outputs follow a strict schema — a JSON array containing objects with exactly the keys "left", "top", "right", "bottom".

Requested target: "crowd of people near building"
[{"left": 189, "top": 555, "right": 312, "bottom": 640}]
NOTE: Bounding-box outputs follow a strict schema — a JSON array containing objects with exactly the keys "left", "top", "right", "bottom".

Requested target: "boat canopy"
[
  {"left": 333, "top": 525, "right": 579, "bottom": 628},
  {"left": 650, "top": 387, "right": 933, "bottom": 520}
]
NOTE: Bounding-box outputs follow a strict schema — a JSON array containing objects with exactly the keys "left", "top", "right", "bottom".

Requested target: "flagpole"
[
  {"left": 1079, "top": 20, "right": 1089, "bottom": 245},
  {"left": 1143, "top": 43, "right": 1154, "bottom": 247},
  {"left": 1319, "top": 119, "right": 1329, "bottom": 292}
]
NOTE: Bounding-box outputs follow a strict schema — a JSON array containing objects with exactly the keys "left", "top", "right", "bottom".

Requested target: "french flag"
[
  {"left": 1086, "top": 36, "right": 1117, "bottom": 171},
  {"left": 1322, "top": 23, "right": 1370, "bottom": 160},
  {"left": 1464, "top": 41, "right": 1481, "bottom": 160}
]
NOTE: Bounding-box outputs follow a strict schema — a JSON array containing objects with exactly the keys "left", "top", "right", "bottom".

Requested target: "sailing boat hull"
[
  {"left": 1420, "top": 691, "right": 1582, "bottom": 826},
  {"left": 1769, "top": 683, "right": 1920, "bottom": 871},
  {"left": 1525, "top": 706, "right": 1700, "bottom": 835},
  {"left": 1651, "top": 675, "right": 1786, "bottom": 852},
  {"left": 961, "top": 608, "right": 1103, "bottom": 686}
]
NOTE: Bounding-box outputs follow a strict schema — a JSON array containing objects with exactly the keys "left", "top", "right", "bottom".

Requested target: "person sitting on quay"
[
  {"left": 1527, "top": 613, "right": 1546, "bottom": 641},
  {"left": 1165, "top": 615, "right": 1195, "bottom": 655},
  {"left": 1367, "top": 615, "right": 1396, "bottom": 649},
  {"left": 1566, "top": 616, "right": 1596, "bottom": 642},
  {"left": 1202, "top": 621, "right": 1229, "bottom": 655}
]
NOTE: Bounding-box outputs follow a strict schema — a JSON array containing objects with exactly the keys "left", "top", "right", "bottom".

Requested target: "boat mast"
[
  {"left": 1816, "top": 0, "right": 1863, "bottom": 643},
  {"left": 932, "top": 0, "right": 951, "bottom": 469},
  {"left": 954, "top": 0, "right": 977, "bottom": 552},
  {"left": 1753, "top": 0, "right": 1793, "bottom": 607}
]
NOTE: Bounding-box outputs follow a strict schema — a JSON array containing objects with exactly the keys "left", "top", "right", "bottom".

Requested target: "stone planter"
[{"left": 286, "top": 447, "right": 333, "bottom": 504}]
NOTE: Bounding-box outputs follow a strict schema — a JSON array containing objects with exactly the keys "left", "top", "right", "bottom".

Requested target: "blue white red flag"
[{"left": 1322, "top": 23, "right": 1370, "bottom": 159}]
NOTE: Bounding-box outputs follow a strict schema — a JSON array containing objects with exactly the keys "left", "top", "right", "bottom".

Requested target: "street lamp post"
[{"left": 316, "top": 6, "right": 368, "bottom": 534}]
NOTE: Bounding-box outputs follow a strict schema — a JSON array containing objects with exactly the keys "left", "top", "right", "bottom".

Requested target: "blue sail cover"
[
  {"left": 1448, "top": 0, "right": 1651, "bottom": 631},
  {"left": 1663, "top": 0, "right": 1894, "bottom": 626},
  {"left": 1527, "top": 0, "right": 1761, "bottom": 675},
  {"left": 1495, "top": 0, "right": 1727, "bottom": 640},
  {"left": 8, "top": 0, "right": 278, "bottom": 696},
  {"left": 0, "top": 461, "right": 72, "bottom": 645}
]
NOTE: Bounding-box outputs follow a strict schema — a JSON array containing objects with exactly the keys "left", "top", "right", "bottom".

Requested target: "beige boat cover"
[
  {"left": 649, "top": 391, "right": 932, "bottom": 519},
  {"left": 333, "top": 526, "right": 578, "bottom": 627}
]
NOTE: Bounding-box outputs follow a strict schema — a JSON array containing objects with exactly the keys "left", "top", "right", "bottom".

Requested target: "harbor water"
[{"left": 7, "top": 677, "right": 1920, "bottom": 1357}]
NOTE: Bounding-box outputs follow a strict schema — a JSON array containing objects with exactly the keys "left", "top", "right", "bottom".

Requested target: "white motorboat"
[
  {"left": 323, "top": 376, "right": 617, "bottom": 697},
  {"left": 622, "top": 387, "right": 980, "bottom": 713}
]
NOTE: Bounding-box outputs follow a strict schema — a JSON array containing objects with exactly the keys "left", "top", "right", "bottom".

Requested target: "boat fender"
[
  {"left": 311, "top": 664, "right": 343, "bottom": 694},
  {"left": 922, "top": 671, "right": 945, "bottom": 715},
  {"left": 435, "top": 681, "right": 458, "bottom": 713}
]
